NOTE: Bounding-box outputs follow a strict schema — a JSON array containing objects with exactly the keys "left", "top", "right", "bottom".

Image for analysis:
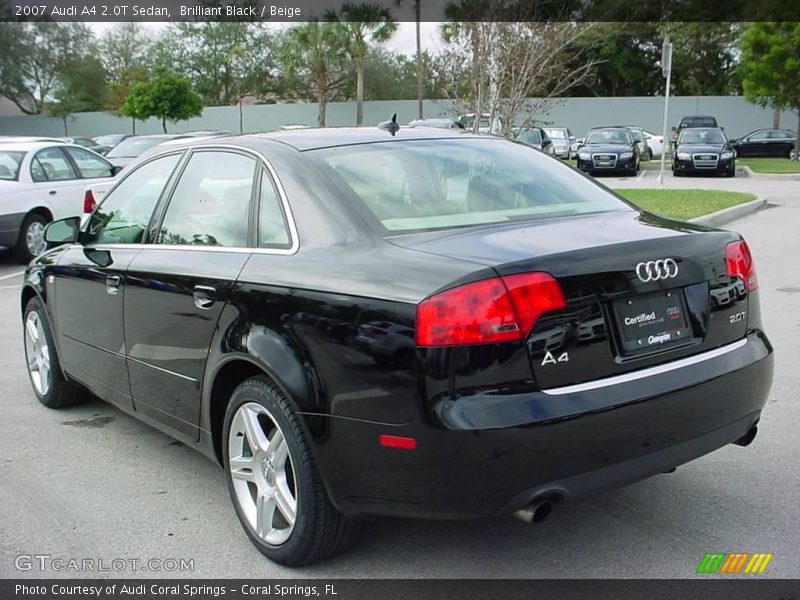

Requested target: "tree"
[
  {"left": 280, "top": 21, "right": 349, "bottom": 127},
  {"left": 150, "top": 22, "right": 275, "bottom": 106},
  {"left": 100, "top": 23, "right": 152, "bottom": 84},
  {"left": 438, "top": 18, "right": 598, "bottom": 135},
  {"left": 325, "top": 3, "right": 398, "bottom": 125},
  {"left": 121, "top": 72, "right": 203, "bottom": 133},
  {"left": 739, "top": 22, "right": 800, "bottom": 160},
  {"left": 0, "top": 22, "right": 98, "bottom": 115}
]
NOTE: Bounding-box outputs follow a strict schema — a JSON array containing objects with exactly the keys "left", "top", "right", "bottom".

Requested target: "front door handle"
[
  {"left": 106, "top": 275, "right": 121, "bottom": 295},
  {"left": 48, "top": 190, "right": 57, "bottom": 195},
  {"left": 193, "top": 285, "right": 216, "bottom": 309}
]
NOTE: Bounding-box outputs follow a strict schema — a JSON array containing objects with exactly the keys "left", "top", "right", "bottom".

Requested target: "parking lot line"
[{"left": 0, "top": 271, "right": 24, "bottom": 281}]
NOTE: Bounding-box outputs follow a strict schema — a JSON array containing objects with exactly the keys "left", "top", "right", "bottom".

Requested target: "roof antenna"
[{"left": 378, "top": 113, "right": 400, "bottom": 136}]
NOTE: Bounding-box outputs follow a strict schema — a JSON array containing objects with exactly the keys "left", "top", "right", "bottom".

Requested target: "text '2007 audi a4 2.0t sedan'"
[{"left": 20, "top": 127, "right": 773, "bottom": 565}]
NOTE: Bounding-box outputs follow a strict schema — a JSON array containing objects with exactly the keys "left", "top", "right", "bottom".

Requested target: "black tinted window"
[
  {"left": 86, "top": 154, "right": 181, "bottom": 245},
  {"left": 158, "top": 151, "right": 255, "bottom": 247}
]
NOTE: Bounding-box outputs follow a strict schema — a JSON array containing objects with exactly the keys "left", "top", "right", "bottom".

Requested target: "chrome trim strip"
[
  {"left": 542, "top": 338, "right": 748, "bottom": 396},
  {"left": 127, "top": 355, "right": 198, "bottom": 383}
]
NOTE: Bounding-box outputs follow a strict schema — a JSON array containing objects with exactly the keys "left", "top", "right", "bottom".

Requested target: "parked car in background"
[
  {"left": 23, "top": 128, "right": 772, "bottom": 566},
  {"left": 105, "top": 134, "right": 189, "bottom": 168},
  {"left": 92, "top": 134, "right": 133, "bottom": 156},
  {"left": 511, "top": 127, "right": 554, "bottom": 155},
  {"left": 542, "top": 127, "right": 576, "bottom": 159},
  {"left": 1, "top": 136, "right": 63, "bottom": 144},
  {"left": 576, "top": 127, "right": 640, "bottom": 176},
  {"left": 0, "top": 141, "right": 117, "bottom": 261},
  {"left": 642, "top": 130, "right": 667, "bottom": 158},
  {"left": 60, "top": 137, "right": 97, "bottom": 149},
  {"left": 673, "top": 127, "right": 736, "bottom": 177},
  {"left": 619, "top": 126, "right": 653, "bottom": 161},
  {"left": 408, "top": 118, "right": 465, "bottom": 130},
  {"left": 459, "top": 113, "right": 502, "bottom": 134},
  {"left": 730, "top": 129, "right": 797, "bottom": 158},
  {"left": 672, "top": 115, "right": 718, "bottom": 146}
]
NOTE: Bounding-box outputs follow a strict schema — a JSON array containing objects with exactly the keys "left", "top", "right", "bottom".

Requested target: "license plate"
[
  {"left": 596, "top": 161, "right": 614, "bottom": 167},
  {"left": 613, "top": 290, "right": 691, "bottom": 354}
]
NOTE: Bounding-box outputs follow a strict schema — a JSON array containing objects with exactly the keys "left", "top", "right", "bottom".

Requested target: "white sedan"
[
  {"left": 643, "top": 131, "right": 667, "bottom": 158},
  {"left": 0, "top": 141, "right": 118, "bottom": 262}
]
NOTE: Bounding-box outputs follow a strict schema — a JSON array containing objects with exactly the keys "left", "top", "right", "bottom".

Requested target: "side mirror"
[
  {"left": 45, "top": 216, "right": 80, "bottom": 247},
  {"left": 671, "top": 126, "right": 677, "bottom": 132},
  {"left": 111, "top": 165, "right": 124, "bottom": 176},
  {"left": 577, "top": 138, "right": 584, "bottom": 144}
]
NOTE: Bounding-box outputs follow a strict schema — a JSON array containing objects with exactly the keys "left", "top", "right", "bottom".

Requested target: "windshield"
[
  {"left": 628, "top": 129, "right": 643, "bottom": 142},
  {"left": 0, "top": 151, "right": 24, "bottom": 180},
  {"left": 585, "top": 130, "right": 631, "bottom": 145},
  {"left": 518, "top": 130, "right": 542, "bottom": 144},
  {"left": 679, "top": 129, "right": 727, "bottom": 145},
  {"left": 312, "top": 139, "right": 631, "bottom": 234},
  {"left": 107, "top": 137, "right": 168, "bottom": 158},
  {"left": 544, "top": 129, "right": 567, "bottom": 140}
]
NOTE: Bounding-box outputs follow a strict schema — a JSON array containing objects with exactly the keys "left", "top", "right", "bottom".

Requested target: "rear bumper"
[{"left": 312, "top": 331, "right": 773, "bottom": 519}]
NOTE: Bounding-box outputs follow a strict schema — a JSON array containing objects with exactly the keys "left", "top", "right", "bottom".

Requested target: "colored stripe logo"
[{"left": 697, "top": 552, "right": 773, "bottom": 574}]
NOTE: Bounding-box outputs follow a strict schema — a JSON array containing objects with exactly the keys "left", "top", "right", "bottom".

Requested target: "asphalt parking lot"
[{"left": 0, "top": 175, "right": 798, "bottom": 579}]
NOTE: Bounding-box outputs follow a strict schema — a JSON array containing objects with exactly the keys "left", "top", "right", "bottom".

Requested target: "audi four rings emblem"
[{"left": 635, "top": 258, "right": 679, "bottom": 282}]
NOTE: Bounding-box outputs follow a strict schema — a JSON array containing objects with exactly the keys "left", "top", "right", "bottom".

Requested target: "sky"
[{"left": 88, "top": 22, "right": 445, "bottom": 55}]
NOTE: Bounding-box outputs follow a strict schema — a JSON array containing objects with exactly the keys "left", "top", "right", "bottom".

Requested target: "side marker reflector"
[{"left": 379, "top": 434, "right": 417, "bottom": 450}]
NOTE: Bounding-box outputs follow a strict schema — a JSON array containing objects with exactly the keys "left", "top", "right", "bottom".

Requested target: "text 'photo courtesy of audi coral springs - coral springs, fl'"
[{"left": 20, "top": 127, "right": 773, "bottom": 566}]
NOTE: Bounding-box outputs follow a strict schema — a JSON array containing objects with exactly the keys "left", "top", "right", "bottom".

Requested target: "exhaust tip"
[
  {"left": 734, "top": 425, "right": 758, "bottom": 447},
  {"left": 513, "top": 500, "right": 553, "bottom": 524}
]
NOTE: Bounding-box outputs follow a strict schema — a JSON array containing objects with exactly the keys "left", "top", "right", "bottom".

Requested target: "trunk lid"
[{"left": 391, "top": 211, "right": 750, "bottom": 388}]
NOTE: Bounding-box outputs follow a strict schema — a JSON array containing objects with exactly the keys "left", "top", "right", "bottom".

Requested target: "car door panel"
[
  {"left": 54, "top": 246, "right": 141, "bottom": 409},
  {"left": 124, "top": 249, "right": 251, "bottom": 438},
  {"left": 122, "top": 149, "right": 258, "bottom": 439}
]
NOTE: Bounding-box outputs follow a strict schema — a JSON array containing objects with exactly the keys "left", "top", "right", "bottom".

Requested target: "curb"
[
  {"left": 740, "top": 165, "right": 800, "bottom": 181},
  {"left": 690, "top": 196, "right": 767, "bottom": 228}
]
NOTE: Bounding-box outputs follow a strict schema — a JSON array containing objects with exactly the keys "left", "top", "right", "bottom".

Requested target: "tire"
[
  {"left": 23, "top": 296, "right": 86, "bottom": 409},
  {"left": 223, "top": 376, "right": 360, "bottom": 566},
  {"left": 725, "top": 167, "right": 736, "bottom": 178},
  {"left": 673, "top": 170, "right": 682, "bottom": 177},
  {"left": 15, "top": 213, "right": 50, "bottom": 264}
]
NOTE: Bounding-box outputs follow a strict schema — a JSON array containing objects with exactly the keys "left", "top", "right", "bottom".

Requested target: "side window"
[
  {"left": 85, "top": 154, "right": 181, "bottom": 245},
  {"left": 31, "top": 147, "right": 77, "bottom": 182},
  {"left": 64, "top": 147, "right": 113, "bottom": 178},
  {"left": 750, "top": 131, "right": 770, "bottom": 141},
  {"left": 768, "top": 131, "right": 791, "bottom": 139},
  {"left": 158, "top": 151, "right": 255, "bottom": 247},
  {"left": 258, "top": 170, "right": 290, "bottom": 248}
]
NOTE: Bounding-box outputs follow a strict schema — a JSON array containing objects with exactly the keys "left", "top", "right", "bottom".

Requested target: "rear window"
[
  {"left": 544, "top": 129, "right": 567, "bottom": 139},
  {"left": 311, "top": 139, "right": 631, "bottom": 234},
  {"left": 0, "top": 151, "right": 24, "bottom": 180}
]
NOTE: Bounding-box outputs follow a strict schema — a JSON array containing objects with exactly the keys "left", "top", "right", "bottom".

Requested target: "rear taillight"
[
  {"left": 83, "top": 189, "right": 96, "bottom": 214},
  {"left": 416, "top": 272, "right": 566, "bottom": 347},
  {"left": 725, "top": 240, "right": 758, "bottom": 291}
]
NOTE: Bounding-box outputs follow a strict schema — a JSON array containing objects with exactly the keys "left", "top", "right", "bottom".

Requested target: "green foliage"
[
  {"left": 121, "top": 72, "right": 203, "bottom": 132},
  {"left": 739, "top": 22, "right": 800, "bottom": 160}
]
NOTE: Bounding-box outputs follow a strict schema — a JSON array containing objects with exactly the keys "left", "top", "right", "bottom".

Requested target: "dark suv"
[{"left": 672, "top": 115, "right": 719, "bottom": 145}]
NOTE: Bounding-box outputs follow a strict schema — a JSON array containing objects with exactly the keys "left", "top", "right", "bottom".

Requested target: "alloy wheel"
[
  {"left": 228, "top": 402, "right": 298, "bottom": 546},
  {"left": 24, "top": 311, "right": 51, "bottom": 395}
]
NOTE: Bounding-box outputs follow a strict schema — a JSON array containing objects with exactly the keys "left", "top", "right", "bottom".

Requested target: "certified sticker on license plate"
[{"left": 613, "top": 290, "right": 692, "bottom": 354}]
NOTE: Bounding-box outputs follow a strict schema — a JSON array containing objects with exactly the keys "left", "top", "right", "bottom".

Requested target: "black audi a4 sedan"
[
  {"left": 673, "top": 127, "right": 737, "bottom": 177},
  {"left": 21, "top": 128, "right": 773, "bottom": 566},
  {"left": 576, "top": 127, "right": 640, "bottom": 175}
]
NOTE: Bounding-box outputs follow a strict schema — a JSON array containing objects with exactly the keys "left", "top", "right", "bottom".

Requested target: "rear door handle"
[
  {"left": 193, "top": 285, "right": 216, "bottom": 309},
  {"left": 48, "top": 190, "right": 57, "bottom": 195},
  {"left": 106, "top": 275, "right": 121, "bottom": 295}
]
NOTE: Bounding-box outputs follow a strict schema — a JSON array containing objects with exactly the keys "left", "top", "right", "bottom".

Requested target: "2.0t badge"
[{"left": 636, "top": 258, "right": 679, "bottom": 282}]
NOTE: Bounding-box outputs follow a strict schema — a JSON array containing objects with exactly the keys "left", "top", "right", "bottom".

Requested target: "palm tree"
[
  {"left": 326, "top": 3, "right": 398, "bottom": 125},
  {"left": 395, "top": 0, "right": 423, "bottom": 119},
  {"left": 280, "top": 21, "right": 349, "bottom": 127}
]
